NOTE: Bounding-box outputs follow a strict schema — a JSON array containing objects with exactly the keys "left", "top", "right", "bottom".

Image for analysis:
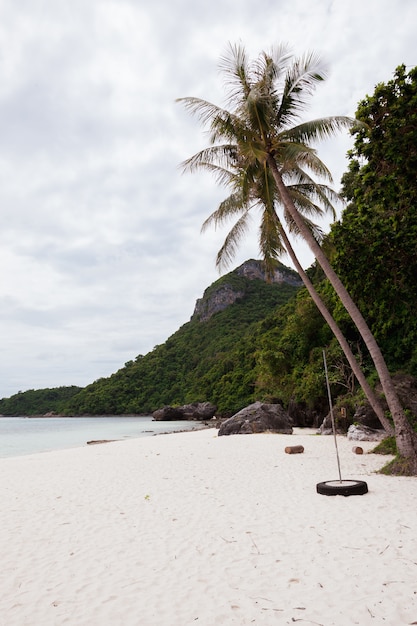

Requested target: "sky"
[{"left": 0, "top": 0, "right": 416, "bottom": 399}]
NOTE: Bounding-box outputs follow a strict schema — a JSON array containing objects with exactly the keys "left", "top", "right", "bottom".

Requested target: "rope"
[{"left": 323, "top": 350, "right": 343, "bottom": 482}]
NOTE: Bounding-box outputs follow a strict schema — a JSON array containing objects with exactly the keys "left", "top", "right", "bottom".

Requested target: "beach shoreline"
[
  {"left": 1, "top": 428, "right": 416, "bottom": 625},
  {"left": 0, "top": 415, "right": 209, "bottom": 459}
]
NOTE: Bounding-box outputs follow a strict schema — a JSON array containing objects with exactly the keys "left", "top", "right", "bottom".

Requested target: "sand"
[{"left": 0, "top": 427, "right": 416, "bottom": 626}]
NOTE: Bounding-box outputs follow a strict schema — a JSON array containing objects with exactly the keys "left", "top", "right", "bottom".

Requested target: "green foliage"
[
  {"left": 0, "top": 386, "right": 82, "bottom": 416},
  {"left": 371, "top": 437, "right": 397, "bottom": 455},
  {"left": 379, "top": 456, "right": 417, "bottom": 476},
  {"left": 254, "top": 283, "right": 364, "bottom": 411},
  {"left": 332, "top": 65, "right": 417, "bottom": 373}
]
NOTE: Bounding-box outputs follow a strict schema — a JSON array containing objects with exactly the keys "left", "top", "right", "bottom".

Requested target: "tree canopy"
[{"left": 332, "top": 65, "right": 417, "bottom": 374}]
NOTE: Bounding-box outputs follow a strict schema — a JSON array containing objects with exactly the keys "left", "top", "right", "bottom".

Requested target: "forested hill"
[
  {"left": 63, "top": 259, "right": 301, "bottom": 416},
  {"left": 0, "top": 260, "right": 301, "bottom": 416}
]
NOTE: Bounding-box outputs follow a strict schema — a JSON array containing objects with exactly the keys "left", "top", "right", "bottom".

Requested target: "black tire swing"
[
  {"left": 316, "top": 351, "right": 368, "bottom": 497},
  {"left": 316, "top": 479, "right": 368, "bottom": 496}
]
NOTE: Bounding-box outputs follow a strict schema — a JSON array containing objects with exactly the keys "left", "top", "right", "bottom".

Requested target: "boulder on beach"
[
  {"left": 218, "top": 401, "right": 292, "bottom": 436},
  {"left": 347, "top": 424, "right": 387, "bottom": 442},
  {"left": 153, "top": 402, "right": 217, "bottom": 421}
]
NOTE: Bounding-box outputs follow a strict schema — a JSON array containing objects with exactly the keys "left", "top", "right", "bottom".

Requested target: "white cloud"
[{"left": 0, "top": 0, "right": 415, "bottom": 398}]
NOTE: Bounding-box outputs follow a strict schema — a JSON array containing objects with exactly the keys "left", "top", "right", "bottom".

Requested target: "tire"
[{"left": 316, "top": 480, "right": 368, "bottom": 497}]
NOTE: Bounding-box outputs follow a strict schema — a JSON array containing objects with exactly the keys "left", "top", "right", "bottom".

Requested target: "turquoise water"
[{"left": 0, "top": 416, "right": 203, "bottom": 459}]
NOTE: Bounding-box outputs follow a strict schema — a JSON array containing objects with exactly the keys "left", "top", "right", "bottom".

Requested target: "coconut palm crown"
[{"left": 178, "top": 43, "right": 353, "bottom": 273}]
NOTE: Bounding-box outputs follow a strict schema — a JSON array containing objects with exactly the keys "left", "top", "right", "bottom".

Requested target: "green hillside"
[
  {"left": 0, "top": 260, "right": 301, "bottom": 416},
  {"left": 63, "top": 261, "right": 301, "bottom": 416},
  {"left": 0, "top": 386, "right": 82, "bottom": 417}
]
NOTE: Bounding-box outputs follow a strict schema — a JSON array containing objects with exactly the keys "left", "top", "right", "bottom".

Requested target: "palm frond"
[
  {"left": 180, "top": 144, "right": 237, "bottom": 173},
  {"left": 219, "top": 42, "right": 252, "bottom": 104},
  {"left": 259, "top": 205, "right": 286, "bottom": 261},
  {"left": 290, "top": 182, "right": 341, "bottom": 217},
  {"left": 201, "top": 193, "right": 247, "bottom": 232},
  {"left": 260, "top": 45, "right": 293, "bottom": 82},
  {"left": 195, "top": 162, "right": 236, "bottom": 188},
  {"left": 176, "top": 97, "right": 226, "bottom": 128},
  {"left": 277, "top": 52, "right": 327, "bottom": 126},
  {"left": 285, "top": 116, "right": 361, "bottom": 144},
  {"left": 209, "top": 109, "right": 247, "bottom": 143},
  {"left": 289, "top": 189, "right": 326, "bottom": 219},
  {"left": 284, "top": 210, "right": 325, "bottom": 242},
  {"left": 215, "top": 211, "right": 252, "bottom": 271}
]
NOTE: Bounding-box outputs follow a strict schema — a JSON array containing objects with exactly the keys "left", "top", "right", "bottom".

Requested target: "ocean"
[{"left": 0, "top": 416, "right": 204, "bottom": 459}]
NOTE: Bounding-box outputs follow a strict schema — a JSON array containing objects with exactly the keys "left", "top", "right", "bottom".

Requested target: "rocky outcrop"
[
  {"left": 193, "top": 285, "right": 245, "bottom": 322},
  {"left": 192, "top": 259, "right": 301, "bottom": 322},
  {"left": 218, "top": 401, "right": 292, "bottom": 436},
  {"left": 153, "top": 402, "right": 217, "bottom": 421},
  {"left": 235, "top": 258, "right": 301, "bottom": 286}
]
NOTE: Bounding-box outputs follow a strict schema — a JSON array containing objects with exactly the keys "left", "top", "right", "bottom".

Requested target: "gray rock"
[
  {"left": 152, "top": 406, "right": 185, "bottom": 421},
  {"left": 153, "top": 402, "right": 217, "bottom": 421},
  {"left": 318, "top": 412, "right": 347, "bottom": 435},
  {"left": 352, "top": 404, "right": 382, "bottom": 430},
  {"left": 218, "top": 401, "right": 292, "bottom": 436},
  {"left": 178, "top": 402, "right": 217, "bottom": 420},
  {"left": 347, "top": 424, "right": 387, "bottom": 442},
  {"left": 193, "top": 284, "right": 245, "bottom": 322},
  {"left": 235, "top": 259, "right": 301, "bottom": 286}
]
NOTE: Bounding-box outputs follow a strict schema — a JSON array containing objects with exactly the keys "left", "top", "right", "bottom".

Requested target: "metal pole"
[{"left": 323, "top": 350, "right": 343, "bottom": 482}]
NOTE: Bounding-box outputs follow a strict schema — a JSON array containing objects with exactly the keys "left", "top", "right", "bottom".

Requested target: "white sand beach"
[{"left": 0, "top": 428, "right": 416, "bottom": 626}]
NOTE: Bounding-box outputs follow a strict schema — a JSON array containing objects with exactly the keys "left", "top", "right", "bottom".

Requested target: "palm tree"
[
  {"left": 197, "top": 148, "right": 392, "bottom": 434},
  {"left": 178, "top": 43, "right": 417, "bottom": 471}
]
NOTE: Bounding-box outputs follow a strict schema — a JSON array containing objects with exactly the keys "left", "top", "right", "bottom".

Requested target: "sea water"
[{"left": 0, "top": 416, "right": 204, "bottom": 459}]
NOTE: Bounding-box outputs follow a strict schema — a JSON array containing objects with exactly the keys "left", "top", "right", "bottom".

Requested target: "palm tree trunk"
[
  {"left": 268, "top": 156, "right": 417, "bottom": 466},
  {"left": 277, "top": 222, "right": 393, "bottom": 435}
]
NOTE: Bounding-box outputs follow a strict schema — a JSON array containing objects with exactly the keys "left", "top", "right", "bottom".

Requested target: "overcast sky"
[{"left": 0, "top": 0, "right": 415, "bottom": 399}]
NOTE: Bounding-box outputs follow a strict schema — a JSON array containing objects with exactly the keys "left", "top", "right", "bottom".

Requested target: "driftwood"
[
  {"left": 352, "top": 446, "right": 364, "bottom": 455},
  {"left": 284, "top": 445, "right": 304, "bottom": 455},
  {"left": 86, "top": 439, "right": 117, "bottom": 445}
]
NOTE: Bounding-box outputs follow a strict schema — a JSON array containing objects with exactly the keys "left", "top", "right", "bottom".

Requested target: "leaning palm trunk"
[
  {"left": 269, "top": 158, "right": 417, "bottom": 465},
  {"left": 277, "top": 222, "right": 393, "bottom": 435}
]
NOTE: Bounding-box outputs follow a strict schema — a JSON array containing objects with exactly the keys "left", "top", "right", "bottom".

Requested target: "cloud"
[{"left": 0, "top": 0, "right": 415, "bottom": 398}]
